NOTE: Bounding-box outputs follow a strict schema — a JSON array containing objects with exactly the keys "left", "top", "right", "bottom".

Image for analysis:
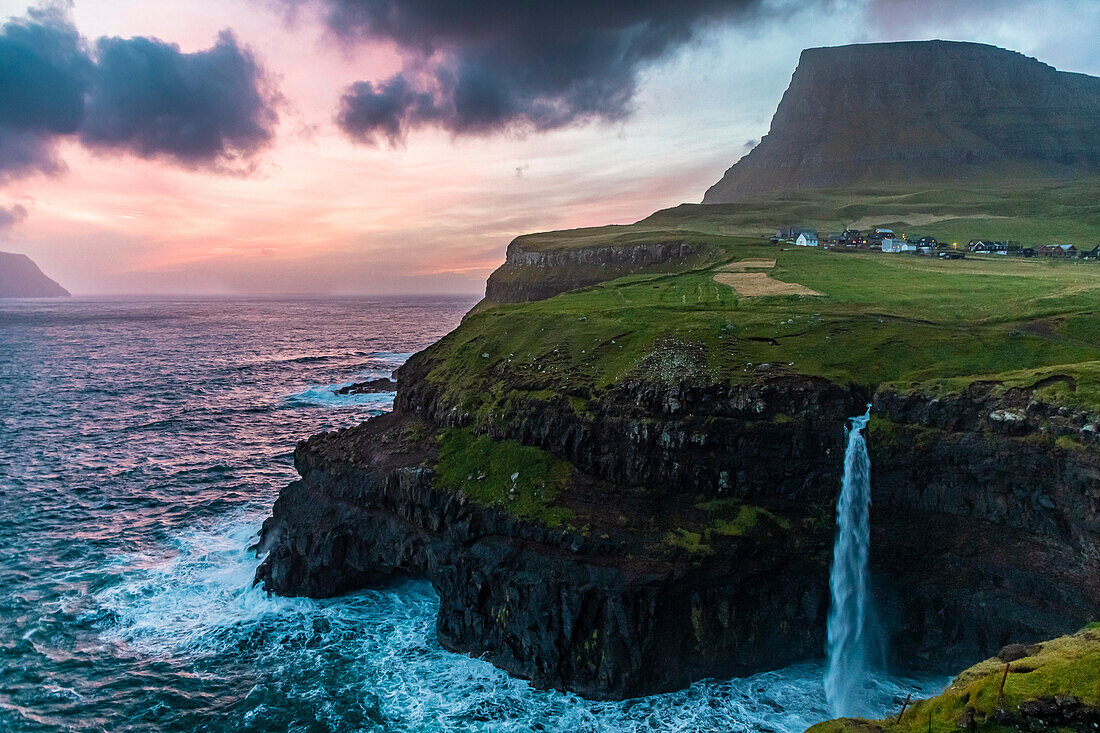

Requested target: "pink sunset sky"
[{"left": 1, "top": 0, "right": 1097, "bottom": 296}]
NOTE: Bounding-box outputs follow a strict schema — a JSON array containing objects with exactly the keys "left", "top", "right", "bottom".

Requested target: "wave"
[
  {"left": 282, "top": 351, "right": 410, "bottom": 412},
  {"left": 91, "top": 514, "right": 948, "bottom": 733},
  {"left": 284, "top": 382, "right": 396, "bottom": 411}
]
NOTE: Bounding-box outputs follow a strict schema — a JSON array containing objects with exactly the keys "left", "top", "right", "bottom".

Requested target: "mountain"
[
  {"left": 703, "top": 40, "right": 1100, "bottom": 203},
  {"left": 0, "top": 252, "right": 70, "bottom": 298}
]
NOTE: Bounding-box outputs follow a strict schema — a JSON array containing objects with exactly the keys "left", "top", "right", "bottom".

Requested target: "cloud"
[
  {"left": 81, "top": 31, "right": 279, "bottom": 169},
  {"left": 0, "top": 5, "right": 279, "bottom": 180},
  {"left": 304, "top": 0, "right": 767, "bottom": 144},
  {"left": 0, "top": 202, "right": 28, "bottom": 229},
  {"left": 337, "top": 75, "right": 441, "bottom": 146},
  {"left": 0, "top": 4, "right": 92, "bottom": 179}
]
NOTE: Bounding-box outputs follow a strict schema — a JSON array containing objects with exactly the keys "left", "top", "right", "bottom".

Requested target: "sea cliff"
[
  {"left": 254, "top": 39, "right": 1100, "bottom": 702},
  {"left": 255, "top": 353, "right": 1099, "bottom": 698}
]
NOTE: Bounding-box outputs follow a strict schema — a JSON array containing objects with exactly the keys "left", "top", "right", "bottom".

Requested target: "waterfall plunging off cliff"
[{"left": 824, "top": 405, "right": 877, "bottom": 717}]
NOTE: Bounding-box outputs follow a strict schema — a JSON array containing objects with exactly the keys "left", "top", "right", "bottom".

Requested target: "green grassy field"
[
  {"left": 421, "top": 179, "right": 1100, "bottom": 418},
  {"left": 517, "top": 179, "right": 1099, "bottom": 252},
  {"left": 426, "top": 243, "right": 1100, "bottom": 413}
]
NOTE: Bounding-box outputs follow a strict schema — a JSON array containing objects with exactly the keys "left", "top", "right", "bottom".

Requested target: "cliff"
[
  {"left": 0, "top": 251, "right": 70, "bottom": 298},
  {"left": 484, "top": 237, "right": 716, "bottom": 304},
  {"left": 255, "top": 347, "right": 1100, "bottom": 698},
  {"left": 704, "top": 41, "right": 1100, "bottom": 203},
  {"left": 253, "top": 38, "right": 1100, "bottom": 703},
  {"left": 481, "top": 226, "right": 726, "bottom": 305}
]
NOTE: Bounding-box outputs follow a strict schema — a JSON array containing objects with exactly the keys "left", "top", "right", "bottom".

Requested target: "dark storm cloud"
[
  {"left": 0, "top": 203, "right": 29, "bottom": 229},
  {"left": 0, "top": 5, "right": 279, "bottom": 180},
  {"left": 308, "top": 0, "right": 766, "bottom": 144},
  {"left": 81, "top": 31, "right": 278, "bottom": 167},
  {"left": 0, "top": 5, "right": 92, "bottom": 178}
]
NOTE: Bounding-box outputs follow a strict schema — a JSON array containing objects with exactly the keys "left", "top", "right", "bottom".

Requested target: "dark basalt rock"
[
  {"left": 254, "top": 412, "right": 832, "bottom": 699},
  {"left": 991, "top": 695, "right": 1100, "bottom": 730},
  {"left": 333, "top": 377, "right": 396, "bottom": 395},
  {"left": 255, "top": 359, "right": 1100, "bottom": 699}
]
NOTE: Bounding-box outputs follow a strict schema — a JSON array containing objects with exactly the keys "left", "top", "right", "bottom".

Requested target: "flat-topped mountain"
[
  {"left": 704, "top": 40, "right": 1100, "bottom": 203},
  {"left": 0, "top": 252, "right": 70, "bottom": 298}
]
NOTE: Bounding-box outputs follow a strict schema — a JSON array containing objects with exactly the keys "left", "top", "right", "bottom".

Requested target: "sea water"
[{"left": 0, "top": 297, "right": 943, "bottom": 731}]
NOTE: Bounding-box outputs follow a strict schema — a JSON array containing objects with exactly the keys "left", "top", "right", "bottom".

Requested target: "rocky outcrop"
[
  {"left": 255, "top": 355, "right": 1100, "bottom": 699},
  {"left": 704, "top": 41, "right": 1100, "bottom": 203},
  {"left": 333, "top": 377, "right": 396, "bottom": 395},
  {"left": 254, "top": 411, "right": 834, "bottom": 699},
  {"left": 0, "top": 251, "right": 70, "bottom": 298},
  {"left": 483, "top": 238, "right": 715, "bottom": 304}
]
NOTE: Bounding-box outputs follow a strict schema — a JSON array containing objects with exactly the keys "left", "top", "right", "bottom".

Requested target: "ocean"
[{"left": 0, "top": 297, "right": 943, "bottom": 732}]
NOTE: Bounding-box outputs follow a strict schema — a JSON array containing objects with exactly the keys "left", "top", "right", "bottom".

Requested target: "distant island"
[{"left": 0, "top": 252, "right": 70, "bottom": 298}]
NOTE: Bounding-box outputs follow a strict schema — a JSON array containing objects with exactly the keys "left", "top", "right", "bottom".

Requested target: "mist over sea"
[{"left": 0, "top": 297, "right": 942, "bottom": 732}]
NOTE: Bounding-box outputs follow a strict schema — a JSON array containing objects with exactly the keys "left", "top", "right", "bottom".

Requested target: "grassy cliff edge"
[{"left": 806, "top": 624, "right": 1100, "bottom": 733}]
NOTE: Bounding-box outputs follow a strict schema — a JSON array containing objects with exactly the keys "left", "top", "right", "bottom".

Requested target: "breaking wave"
[{"left": 93, "top": 514, "right": 947, "bottom": 733}]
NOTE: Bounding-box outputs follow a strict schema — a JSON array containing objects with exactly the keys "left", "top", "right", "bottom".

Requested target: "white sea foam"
[
  {"left": 94, "top": 514, "right": 948, "bottom": 732},
  {"left": 285, "top": 383, "right": 396, "bottom": 410},
  {"left": 283, "top": 351, "right": 409, "bottom": 412}
]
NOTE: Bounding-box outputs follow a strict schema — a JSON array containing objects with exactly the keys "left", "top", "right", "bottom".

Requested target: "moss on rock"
[
  {"left": 433, "top": 428, "right": 574, "bottom": 527},
  {"left": 805, "top": 624, "right": 1100, "bottom": 733}
]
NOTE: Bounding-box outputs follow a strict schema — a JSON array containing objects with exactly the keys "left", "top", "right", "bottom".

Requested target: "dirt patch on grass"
[
  {"left": 718, "top": 258, "right": 776, "bottom": 272},
  {"left": 714, "top": 258, "right": 821, "bottom": 296}
]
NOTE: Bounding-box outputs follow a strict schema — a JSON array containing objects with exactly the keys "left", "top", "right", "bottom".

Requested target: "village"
[{"left": 770, "top": 226, "right": 1100, "bottom": 260}]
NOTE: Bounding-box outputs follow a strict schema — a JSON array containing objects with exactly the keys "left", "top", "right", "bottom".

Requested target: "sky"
[{"left": 0, "top": 0, "right": 1097, "bottom": 296}]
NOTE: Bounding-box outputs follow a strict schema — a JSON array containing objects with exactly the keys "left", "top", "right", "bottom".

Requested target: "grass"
[
  {"left": 513, "top": 180, "right": 1099, "bottom": 252},
  {"left": 412, "top": 179, "right": 1100, "bottom": 525},
  {"left": 805, "top": 624, "right": 1100, "bottom": 733},
  {"left": 420, "top": 236, "right": 1100, "bottom": 422},
  {"left": 432, "top": 428, "right": 574, "bottom": 527},
  {"left": 883, "top": 361, "right": 1100, "bottom": 412},
  {"left": 642, "top": 179, "right": 1100, "bottom": 248}
]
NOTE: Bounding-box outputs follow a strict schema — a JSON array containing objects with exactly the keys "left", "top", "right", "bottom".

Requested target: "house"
[
  {"left": 1018, "top": 247, "right": 1037, "bottom": 258},
  {"left": 869, "top": 228, "right": 895, "bottom": 242},
  {"left": 777, "top": 226, "right": 812, "bottom": 238},
  {"left": 1038, "top": 244, "right": 1078, "bottom": 258},
  {"left": 795, "top": 231, "right": 819, "bottom": 247},
  {"left": 1082, "top": 245, "right": 1100, "bottom": 260},
  {"left": 938, "top": 251, "right": 965, "bottom": 260},
  {"left": 775, "top": 226, "right": 816, "bottom": 244},
  {"left": 842, "top": 228, "right": 864, "bottom": 246},
  {"left": 881, "top": 237, "right": 916, "bottom": 253},
  {"left": 970, "top": 240, "right": 1016, "bottom": 255}
]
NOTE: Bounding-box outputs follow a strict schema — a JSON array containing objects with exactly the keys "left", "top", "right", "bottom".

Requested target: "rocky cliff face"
[
  {"left": 255, "top": 352, "right": 1100, "bottom": 699},
  {"left": 483, "top": 239, "right": 715, "bottom": 304},
  {"left": 0, "top": 252, "right": 70, "bottom": 298},
  {"left": 704, "top": 41, "right": 1100, "bottom": 203}
]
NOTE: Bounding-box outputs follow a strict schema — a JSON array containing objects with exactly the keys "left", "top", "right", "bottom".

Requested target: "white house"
[
  {"left": 795, "top": 231, "right": 818, "bottom": 247},
  {"left": 882, "top": 237, "right": 917, "bottom": 253}
]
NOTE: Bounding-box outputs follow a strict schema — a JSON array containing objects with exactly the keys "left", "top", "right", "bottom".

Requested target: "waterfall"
[{"left": 824, "top": 404, "right": 877, "bottom": 718}]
